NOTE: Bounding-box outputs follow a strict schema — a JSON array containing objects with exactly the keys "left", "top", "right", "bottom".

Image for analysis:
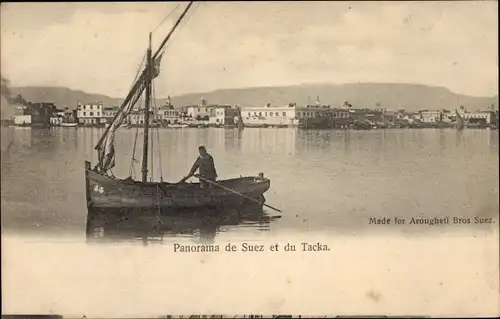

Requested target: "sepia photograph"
[{"left": 1, "top": 1, "right": 499, "bottom": 318}]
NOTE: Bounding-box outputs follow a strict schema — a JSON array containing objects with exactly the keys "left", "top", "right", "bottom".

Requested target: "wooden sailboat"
[{"left": 84, "top": 3, "right": 271, "bottom": 211}]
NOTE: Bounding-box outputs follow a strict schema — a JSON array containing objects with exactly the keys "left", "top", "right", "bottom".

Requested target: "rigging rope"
[
  {"left": 129, "top": 52, "right": 147, "bottom": 93},
  {"left": 152, "top": 3, "right": 181, "bottom": 33},
  {"left": 156, "top": 2, "right": 200, "bottom": 59}
]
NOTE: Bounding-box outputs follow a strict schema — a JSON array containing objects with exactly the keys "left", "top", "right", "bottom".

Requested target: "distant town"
[{"left": 3, "top": 94, "right": 499, "bottom": 130}]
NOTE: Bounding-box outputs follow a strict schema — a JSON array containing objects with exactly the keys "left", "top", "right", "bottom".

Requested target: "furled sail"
[{"left": 95, "top": 53, "right": 164, "bottom": 172}]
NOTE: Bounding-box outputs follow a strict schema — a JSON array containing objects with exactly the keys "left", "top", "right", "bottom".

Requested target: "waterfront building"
[
  {"left": 420, "top": 110, "right": 443, "bottom": 123},
  {"left": 184, "top": 97, "right": 215, "bottom": 120},
  {"left": 382, "top": 110, "right": 397, "bottom": 122},
  {"left": 127, "top": 104, "right": 182, "bottom": 126},
  {"left": 14, "top": 101, "right": 60, "bottom": 126},
  {"left": 458, "top": 107, "right": 496, "bottom": 125},
  {"left": 441, "top": 110, "right": 454, "bottom": 123},
  {"left": 49, "top": 109, "right": 67, "bottom": 126},
  {"left": 49, "top": 115, "right": 63, "bottom": 126},
  {"left": 239, "top": 102, "right": 351, "bottom": 127},
  {"left": 14, "top": 105, "right": 31, "bottom": 125},
  {"left": 240, "top": 103, "right": 297, "bottom": 126},
  {"left": 158, "top": 104, "right": 181, "bottom": 124},
  {"left": 128, "top": 109, "right": 158, "bottom": 126},
  {"left": 208, "top": 105, "right": 237, "bottom": 125},
  {"left": 402, "top": 112, "right": 421, "bottom": 123},
  {"left": 14, "top": 115, "right": 32, "bottom": 125},
  {"left": 348, "top": 109, "right": 383, "bottom": 122},
  {"left": 102, "top": 106, "right": 119, "bottom": 123},
  {"left": 65, "top": 108, "right": 78, "bottom": 123},
  {"left": 77, "top": 103, "right": 106, "bottom": 126},
  {"left": 186, "top": 105, "right": 213, "bottom": 119}
]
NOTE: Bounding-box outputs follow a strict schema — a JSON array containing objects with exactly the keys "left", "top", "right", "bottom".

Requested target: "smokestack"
[
  {"left": 1, "top": 77, "right": 13, "bottom": 103},
  {"left": 1, "top": 77, "right": 16, "bottom": 120}
]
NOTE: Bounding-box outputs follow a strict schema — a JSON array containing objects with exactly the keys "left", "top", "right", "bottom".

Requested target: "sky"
[{"left": 1, "top": 1, "right": 498, "bottom": 98}]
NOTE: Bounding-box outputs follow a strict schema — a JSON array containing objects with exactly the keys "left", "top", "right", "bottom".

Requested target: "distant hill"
[
  {"left": 9, "top": 86, "right": 121, "bottom": 109},
  {"left": 170, "top": 83, "right": 499, "bottom": 112},
  {"left": 2, "top": 83, "right": 498, "bottom": 119}
]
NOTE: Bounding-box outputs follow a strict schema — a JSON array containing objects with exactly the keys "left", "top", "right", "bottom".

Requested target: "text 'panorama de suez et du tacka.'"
[{"left": 172, "top": 242, "right": 330, "bottom": 253}]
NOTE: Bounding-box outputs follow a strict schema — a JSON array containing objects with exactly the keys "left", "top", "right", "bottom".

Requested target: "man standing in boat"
[{"left": 185, "top": 145, "right": 218, "bottom": 188}]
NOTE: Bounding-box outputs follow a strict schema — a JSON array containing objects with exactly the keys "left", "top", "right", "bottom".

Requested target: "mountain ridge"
[{"left": 1, "top": 83, "right": 498, "bottom": 119}]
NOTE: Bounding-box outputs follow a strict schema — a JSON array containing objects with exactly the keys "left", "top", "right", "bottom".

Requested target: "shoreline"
[{"left": 1, "top": 124, "right": 498, "bottom": 130}]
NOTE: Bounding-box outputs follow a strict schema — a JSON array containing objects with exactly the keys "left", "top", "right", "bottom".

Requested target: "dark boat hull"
[{"left": 84, "top": 162, "right": 270, "bottom": 209}]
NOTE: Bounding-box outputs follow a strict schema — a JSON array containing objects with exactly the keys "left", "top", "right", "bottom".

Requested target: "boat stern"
[{"left": 251, "top": 172, "right": 271, "bottom": 194}]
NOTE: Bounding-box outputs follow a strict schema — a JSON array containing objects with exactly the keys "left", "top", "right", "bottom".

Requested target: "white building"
[
  {"left": 184, "top": 97, "right": 219, "bottom": 120},
  {"left": 185, "top": 105, "right": 214, "bottom": 119},
  {"left": 102, "top": 106, "right": 119, "bottom": 123},
  {"left": 128, "top": 110, "right": 157, "bottom": 126},
  {"left": 13, "top": 105, "right": 31, "bottom": 125},
  {"left": 127, "top": 105, "right": 181, "bottom": 126},
  {"left": 48, "top": 109, "right": 66, "bottom": 126},
  {"left": 49, "top": 116, "right": 63, "bottom": 126},
  {"left": 458, "top": 109, "right": 494, "bottom": 124},
  {"left": 240, "top": 103, "right": 350, "bottom": 126},
  {"left": 420, "top": 110, "right": 443, "bottom": 123},
  {"left": 158, "top": 105, "right": 181, "bottom": 124},
  {"left": 14, "top": 114, "right": 32, "bottom": 125},
  {"left": 77, "top": 103, "right": 106, "bottom": 125},
  {"left": 208, "top": 105, "right": 238, "bottom": 125}
]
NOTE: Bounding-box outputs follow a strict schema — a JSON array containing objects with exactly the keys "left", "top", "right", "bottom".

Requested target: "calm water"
[
  {"left": 1, "top": 127, "right": 498, "bottom": 241},
  {"left": 2, "top": 127, "right": 499, "bottom": 317}
]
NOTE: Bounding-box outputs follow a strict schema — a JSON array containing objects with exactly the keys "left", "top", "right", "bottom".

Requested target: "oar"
[{"left": 194, "top": 174, "right": 282, "bottom": 213}]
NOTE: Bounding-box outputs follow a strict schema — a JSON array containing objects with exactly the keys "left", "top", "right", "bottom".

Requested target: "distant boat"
[
  {"left": 61, "top": 122, "right": 78, "bottom": 127},
  {"left": 245, "top": 123, "right": 267, "bottom": 128},
  {"left": 166, "top": 124, "right": 188, "bottom": 128},
  {"left": 352, "top": 119, "right": 374, "bottom": 130},
  {"left": 107, "top": 123, "right": 130, "bottom": 128}
]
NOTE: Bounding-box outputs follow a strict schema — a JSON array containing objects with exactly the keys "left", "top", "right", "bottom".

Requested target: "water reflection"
[
  {"left": 490, "top": 129, "right": 499, "bottom": 154},
  {"left": 1, "top": 127, "right": 498, "bottom": 237},
  {"left": 437, "top": 129, "right": 446, "bottom": 149},
  {"left": 455, "top": 129, "right": 465, "bottom": 148},
  {"left": 85, "top": 204, "right": 281, "bottom": 245},
  {"left": 240, "top": 128, "right": 297, "bottom": 156}
]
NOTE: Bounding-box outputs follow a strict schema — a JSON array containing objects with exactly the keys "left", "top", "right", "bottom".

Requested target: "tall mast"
[
  {"left": 153, "top": 1, "right": 194, "bottom": 60},
  {"left": 142, "top": 32, "right": 153, "bottom": 182}
]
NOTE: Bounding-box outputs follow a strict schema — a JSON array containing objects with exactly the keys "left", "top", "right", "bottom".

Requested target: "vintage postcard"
[{"left": 1, "top": 1, "right": 499, "bottom": 318}]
